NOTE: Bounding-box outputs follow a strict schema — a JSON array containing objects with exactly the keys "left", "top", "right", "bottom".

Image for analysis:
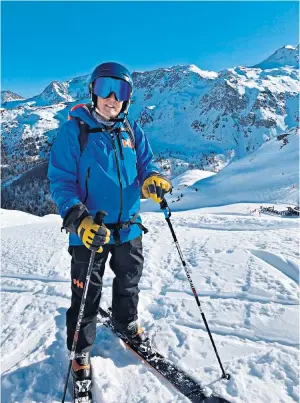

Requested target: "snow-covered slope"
[
  {"left": 1, "top": 200, "right": 299, "bottom": 403},
  {"left": 141, "top": 128, "right": 299, "bottom": 214}
]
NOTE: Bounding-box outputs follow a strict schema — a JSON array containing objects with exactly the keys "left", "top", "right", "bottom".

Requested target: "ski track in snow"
[{"left": 1, "top": 205, "right": 299, "bottom": 403}]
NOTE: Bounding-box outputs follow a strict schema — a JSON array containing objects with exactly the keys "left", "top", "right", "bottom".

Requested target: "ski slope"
[
  {"left": 141, "top": 129, "right": 299, "bottom": 214},
  {"left": 1, "top": 198, "right": 299, "bottom": 403}
]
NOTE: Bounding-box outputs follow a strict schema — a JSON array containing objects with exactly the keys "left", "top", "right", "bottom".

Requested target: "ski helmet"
[{"left": 89, "top": 62, "right": 133, "bottom": 114}]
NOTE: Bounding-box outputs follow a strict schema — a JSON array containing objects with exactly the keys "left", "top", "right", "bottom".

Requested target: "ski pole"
[
  {"left": 61, "top": 210, "right": 108, "bottom": 403},
  {"left": 160, "top": 198, "right": 230, "bottom": 380}
]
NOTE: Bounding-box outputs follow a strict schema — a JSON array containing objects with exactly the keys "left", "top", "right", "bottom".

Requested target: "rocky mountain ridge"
[{"left": 1, "top": 90, "right": 25, "bottom": 104}]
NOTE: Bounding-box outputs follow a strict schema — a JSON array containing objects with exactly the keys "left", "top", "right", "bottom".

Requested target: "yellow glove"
[
  {"left": 77, "top": 216, "right": 110, "bottom": 253},
  {"left": 142, "top": 174, "right": 172, "bottom": 203}
]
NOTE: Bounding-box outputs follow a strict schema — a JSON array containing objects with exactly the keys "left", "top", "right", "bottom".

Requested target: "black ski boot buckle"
[
  {"left": 136, "top": 338, "right": 152, "bottom": 355},
  {"left": 75, "top": 379, "right": 92, "bottom": 393}
]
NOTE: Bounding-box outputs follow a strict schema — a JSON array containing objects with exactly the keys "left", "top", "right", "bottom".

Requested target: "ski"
[{"left": 97, "top": 307, "right": 231, "bottom": 403}]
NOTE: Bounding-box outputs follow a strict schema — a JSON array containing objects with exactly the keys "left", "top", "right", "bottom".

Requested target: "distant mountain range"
[
  {"left": 1, "top": 90, "right": 25, "bottom": 104},
  {"left": 1, "top": 44, "right": 299, "bottom": 215}
]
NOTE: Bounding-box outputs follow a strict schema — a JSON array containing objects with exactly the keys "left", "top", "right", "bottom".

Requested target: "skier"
[{"left": 48, "top": 62, "right": 172, "bottom": 399}]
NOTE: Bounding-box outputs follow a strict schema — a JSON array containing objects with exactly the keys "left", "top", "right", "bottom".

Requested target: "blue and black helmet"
[{"left": 89, "top": 62, "right": 133, "bottom": 114}]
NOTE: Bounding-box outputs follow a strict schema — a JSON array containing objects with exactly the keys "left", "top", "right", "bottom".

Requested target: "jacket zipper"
[
  {"left": 111, "top": 133, "right": 123, "bottom": 225},
  {"left": 116, "top": 133, "right": 124, "bottom": 160},
  {"left": 82, "top": 167, "right": 91, "bottom": 204}
]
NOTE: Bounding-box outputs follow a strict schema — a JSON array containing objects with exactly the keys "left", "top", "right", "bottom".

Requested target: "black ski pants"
[{"left": 66, "top": 235, "right": 144, "bottom": 353}]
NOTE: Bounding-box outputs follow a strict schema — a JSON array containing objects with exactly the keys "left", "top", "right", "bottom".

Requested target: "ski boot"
[
  {"left": 71, "top": 352, "right": 93, "bottom": 403},
  {"left": 112, "top": 319, "right": 152, "bottom": 354}
]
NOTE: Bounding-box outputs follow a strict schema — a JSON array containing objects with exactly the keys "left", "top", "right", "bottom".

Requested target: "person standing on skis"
[{"left": 48, "top": 62, "right": 172, "bottom": 394}]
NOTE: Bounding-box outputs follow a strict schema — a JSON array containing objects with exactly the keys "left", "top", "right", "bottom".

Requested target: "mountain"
[
  {"left": 1, "top": 45, "right": 299, "bottom": 215},
  {"left": 1, "top": 90, "right": 25, "bottom": 104},
  {"left": 253, "top": 45, "right": 299, "bottom": 69},
  {"left": 29, "top": 74, "right": 90, "bottom": 105}
]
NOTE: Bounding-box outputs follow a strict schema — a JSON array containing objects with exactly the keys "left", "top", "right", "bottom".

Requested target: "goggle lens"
[{"left": 93, "top": 77, "right": 131, "bottom": 101}]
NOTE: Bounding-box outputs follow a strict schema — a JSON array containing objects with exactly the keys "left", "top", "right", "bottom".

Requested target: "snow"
[
  {"left": 1, "top": 191, "right": 299, "bottom": 403},
  {"left": 172, "top": 169, "right": 216, "bottom": 188},
  {"left": 140, "top": 128, "right": 299, "bottom": 213},
  {"left": 189, "top": 65, "right": 219, "bottom": 79}
]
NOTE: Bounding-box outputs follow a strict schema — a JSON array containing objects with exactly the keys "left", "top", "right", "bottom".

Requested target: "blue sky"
[{"left": 2, "top": 1, "right": 299, "bottom": 97}]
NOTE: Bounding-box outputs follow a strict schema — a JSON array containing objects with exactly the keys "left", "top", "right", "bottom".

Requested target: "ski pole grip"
[
  {"left": 94, "top": 210, "right": 107, "bottom": 226},
  {"left": 160, "top": 198, "right": 171, "bottom": 218}
]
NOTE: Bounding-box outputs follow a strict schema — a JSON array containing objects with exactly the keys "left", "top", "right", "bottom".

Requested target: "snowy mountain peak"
[
  {"left": 28, "top": 74, "right": 91, "bottom": 107},
  {"left": 253, "top": 44, "right": 299, "bottom": 69},
  {"left": 1, "top": 90, "right": 25, "bottom": 105},
  {"left": 31, "top": 80, "right": 74, "bottom": 105},
  {"left": 131, "top": 63, "right": 219, "bottom": 93},
  {"left": 161, "top": 63, "right": 218, "bottom": 79},
  {"left": 187, "top": 64, "right": 219, "bottom": 79}
]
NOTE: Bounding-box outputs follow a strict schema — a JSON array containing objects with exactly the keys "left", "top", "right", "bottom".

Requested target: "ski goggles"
[{"left": 93, "top": 77, "right": 132, "bottom": 101}]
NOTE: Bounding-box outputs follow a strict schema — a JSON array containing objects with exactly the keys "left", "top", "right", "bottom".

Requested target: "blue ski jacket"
[{"left": 48, "top": 104, "right": 160, "bottom": 245}]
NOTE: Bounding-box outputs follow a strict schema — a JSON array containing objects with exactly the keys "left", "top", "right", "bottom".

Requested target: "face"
[{"left": 96, "top": 92, "right": 123, "bottom": 120}]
